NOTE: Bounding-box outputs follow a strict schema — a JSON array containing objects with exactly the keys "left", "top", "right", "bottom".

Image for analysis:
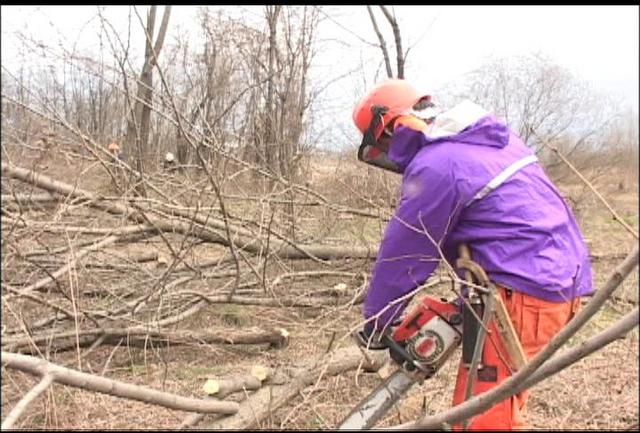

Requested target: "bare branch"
[
  {"left": 366, "top": 6, "right": 393, "bottom": 78},
  {"left": 378, "top": 6, "right": 404, "bottom": 79},
  {"left": 1, "top": 351, "right": 240, "bottom": 414},
  {"left": 1, "top": 373, "right": 54, "bottom": 429}
]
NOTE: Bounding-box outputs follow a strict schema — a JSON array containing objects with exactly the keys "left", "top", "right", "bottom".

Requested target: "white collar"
[{"left": 425, "top": 100, "right": 489, "bottom": 139}]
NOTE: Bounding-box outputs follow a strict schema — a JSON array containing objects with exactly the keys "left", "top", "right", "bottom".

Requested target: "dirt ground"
[{"left": 1, "top": 151, "right": 638, "bottom": 430}]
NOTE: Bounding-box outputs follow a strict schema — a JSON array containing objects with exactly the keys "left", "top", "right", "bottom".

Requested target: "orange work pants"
[{"left": 452, "top": 288, "right": 580, "bottom": 430}]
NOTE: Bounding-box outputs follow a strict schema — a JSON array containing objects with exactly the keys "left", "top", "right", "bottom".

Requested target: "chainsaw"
[
  {"left": 338, "top": 245, "right": 527, "bottom": 429},
  {"left": 338, "top": 296, "right": 464, "bottom": 429}
]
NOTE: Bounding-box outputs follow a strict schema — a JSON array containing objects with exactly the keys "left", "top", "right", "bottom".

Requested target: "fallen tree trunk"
[
  {"left": 12, "top": 235, "right": 120, "bottom": 295},
  {"left": 204, "top": 345, "right": 388, "bottom": 429},
  {"left": 1, "top": 351, "right": 240, "bottom": 414},
  {"left": 1, "top": 192, "right": 57, "bottom": 203},
  {"left": 169, "top": 290, "right": 363, "bottom": 309},
  {"left": 19, "top": 231, "right": 158, "bottom": 258},
  {"left": 3, "top": 326, "right": 290, "bottom": 354},
  {"left": 1, "top": 193, "right": 59, "bottom": 213},
  {"left": 2, "top": 220, "right": 156, "bottom": 236}
]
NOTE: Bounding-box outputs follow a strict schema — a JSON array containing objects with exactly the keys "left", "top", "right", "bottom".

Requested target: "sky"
[
  {"left": 321, "top": 5, "right": 639, "bottom": 109},
  {"left": 1, "top": 5, "right": 638, "bottom": 149}
]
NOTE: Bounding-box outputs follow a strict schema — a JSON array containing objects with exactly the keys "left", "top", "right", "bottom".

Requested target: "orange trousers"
[{"left": 452, "top": 288, "right": 580, "bottom": 430}]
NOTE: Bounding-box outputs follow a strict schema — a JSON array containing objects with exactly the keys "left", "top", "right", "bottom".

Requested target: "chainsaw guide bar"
[{"left": 337, "top": 369, "right": 417, "bottom": 430}]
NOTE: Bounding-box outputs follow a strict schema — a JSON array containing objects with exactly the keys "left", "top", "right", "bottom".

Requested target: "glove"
[{"left": 354, "top": 323, "right": 389, "bottom": 350}]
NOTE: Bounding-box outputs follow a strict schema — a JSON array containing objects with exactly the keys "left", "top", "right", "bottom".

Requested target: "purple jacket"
[{"left": 364, "top": 111, "right": 593, "bottom": 330}]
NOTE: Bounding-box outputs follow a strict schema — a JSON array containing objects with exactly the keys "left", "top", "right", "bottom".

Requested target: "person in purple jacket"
[{"left": 352, "top": 79, "right": 592, "bottom": 429}]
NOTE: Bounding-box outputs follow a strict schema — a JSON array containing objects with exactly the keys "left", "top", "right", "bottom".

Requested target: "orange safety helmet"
[
  {"left": 353, "top": 79, "right": 430, "bottom": 136},
  {"left": 352, "top": 79, "right": 430, "bottom": 173}
]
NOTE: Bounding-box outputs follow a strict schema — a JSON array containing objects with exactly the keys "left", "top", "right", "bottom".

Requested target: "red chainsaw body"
[{"left": 391, "top": 296, "right": 462, "bottom": 371}]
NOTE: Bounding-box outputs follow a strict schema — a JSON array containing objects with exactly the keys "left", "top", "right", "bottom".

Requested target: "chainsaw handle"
[
  {"left": 381, "top": 334, "right": 428, "bottom": 374},
  {"left": 355, "top": 329, "right": 388, "bottom": 350}
]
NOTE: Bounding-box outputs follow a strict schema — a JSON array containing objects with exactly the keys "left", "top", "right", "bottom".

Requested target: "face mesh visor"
[{"left": 357, "top": 106, "right": 401, "bottom": 173}]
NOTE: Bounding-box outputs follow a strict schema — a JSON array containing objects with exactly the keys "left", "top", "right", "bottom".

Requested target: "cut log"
[
  {"left": 203, "top": 346, "right": 388, "bottom": 429},
  {"left": 251, "top": 365, "right": 269, "bottom": 381},
  {"left": 202, "top": 369, "right": 269, "bottom": 398},
  {"left": 179, "top": 365, "right": 273, "bottom": 429}
]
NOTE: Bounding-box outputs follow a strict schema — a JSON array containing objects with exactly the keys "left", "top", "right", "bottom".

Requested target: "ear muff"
[{"left": 393, "top": 115, "right": 429, "bottom": 133}]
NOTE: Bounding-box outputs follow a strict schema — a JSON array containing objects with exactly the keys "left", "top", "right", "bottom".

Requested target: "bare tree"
[
  {"left": 366, "top": 6, "right": 393, "bottom": 78},
  {"left": 379, "top": 6, "right": 404, "bottom": 79},
  {"left": 265, "top": 5, "right": 282, "bottom": 171},
  {"left": 124, "top": 5, "right": 171, "bottom": 187},
  {"left": 438, "top": 53, "right": 620, "bottom": 157}
]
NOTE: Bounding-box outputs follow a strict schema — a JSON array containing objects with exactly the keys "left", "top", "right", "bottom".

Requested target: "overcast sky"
[
  {"left": 325, "top": 5, "right": 639, "bottom": 109},
  {"left": 1, "top": 5, "right": 638, "bottom": 148}
]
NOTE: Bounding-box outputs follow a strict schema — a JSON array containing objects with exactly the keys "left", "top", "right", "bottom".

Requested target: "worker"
[
  {"left": 107, "top": 141, "right": 122, "bottom": 161},
  {"left": 164, "top": 152, "right": 176, "bottom": 170},
  {"left": 352, "top": 79, "right": 592, "bottom": 429}
]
